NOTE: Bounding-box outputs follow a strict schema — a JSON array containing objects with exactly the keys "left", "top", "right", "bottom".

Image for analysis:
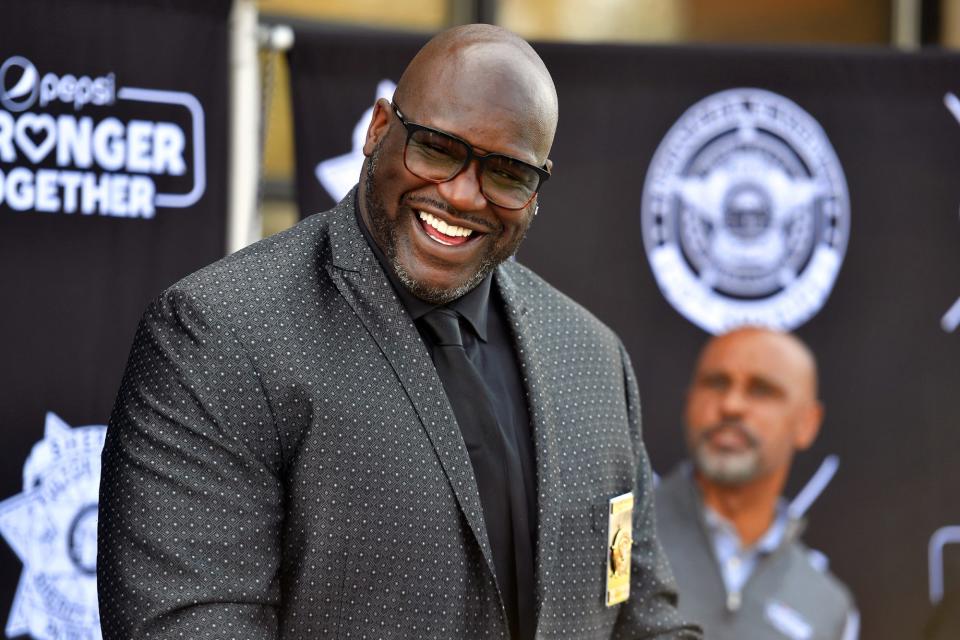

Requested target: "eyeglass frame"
[{"left": 388, "top": 100, "right": 550, "bottom": 211}]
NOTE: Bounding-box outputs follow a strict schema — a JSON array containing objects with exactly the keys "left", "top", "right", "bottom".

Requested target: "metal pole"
[
  {"left": 892, "top": 0, "right": 923, "bottom": 48},
  {"left": 448, "top": 0, "right": 498, "bottom": 25},
  {"left": 227, "top": 0, "right": 261, "bottom": 254},
  {"left": 944, "top": 0, "right": 960, "bottom": 46}
]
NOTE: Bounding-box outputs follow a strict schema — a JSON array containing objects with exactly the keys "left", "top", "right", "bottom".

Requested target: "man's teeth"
[{"left": 418, "top": 211, "right": 473, "bottom": 238}]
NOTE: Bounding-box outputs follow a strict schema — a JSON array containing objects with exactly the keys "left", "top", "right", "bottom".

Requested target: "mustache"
[
  {"left": 404, "top": 195, "right": 501, "bottom": 233},
  {"left": 696, "top": 420, "right": 760, "bottom": 448}
]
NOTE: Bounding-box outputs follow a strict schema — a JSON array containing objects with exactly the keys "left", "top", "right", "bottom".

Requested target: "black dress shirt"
[{"left": 355, "top": 202, "right": 537, "bottom": 639}]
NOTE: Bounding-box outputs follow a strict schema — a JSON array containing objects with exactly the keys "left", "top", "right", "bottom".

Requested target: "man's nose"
[
  {"left": 719, "top": 387, "right": 748, "bottom": 417},
  {"left": 436, "top": 161, "right": 488, "bottom": 211}
]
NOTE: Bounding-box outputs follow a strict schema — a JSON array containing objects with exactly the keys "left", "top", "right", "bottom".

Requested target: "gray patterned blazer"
[{"left": 98, "top": 190, "right": 700, "bottom": 639}]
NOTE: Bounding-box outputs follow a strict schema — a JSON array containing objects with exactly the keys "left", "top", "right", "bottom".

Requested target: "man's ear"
[
  {"left": 794, "top": 400, "right": 824, "bottom": 451},
  {"left": 363, "top": 98, "right": 392, "bottom": 157}
]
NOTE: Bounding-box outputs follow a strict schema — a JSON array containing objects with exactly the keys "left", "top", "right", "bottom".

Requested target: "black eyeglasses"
[{"left": 389, "top": 101, "right": 550, "bottom": 210}]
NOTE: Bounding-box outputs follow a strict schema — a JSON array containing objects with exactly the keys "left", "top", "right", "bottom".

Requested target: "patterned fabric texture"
[{"left": 98, "top": 190, "right": 701, "bottom": 639}]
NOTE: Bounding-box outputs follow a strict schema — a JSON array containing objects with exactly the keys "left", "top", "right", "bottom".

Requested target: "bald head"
[
  {"left": 684, "top": 326, "right": 823, "bottom": 487},
  {"left": 394, "top": 24, "right": 559, "bottom": 162},
  {"left": 357, "top": 24, "right": 558, "bottom": 307},
  {"left": 696, "top": 327, "right": 819, "bottom": 400}
]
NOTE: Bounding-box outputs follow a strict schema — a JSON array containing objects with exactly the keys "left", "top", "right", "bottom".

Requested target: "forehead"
[
  {"left": 401, "top": 46, "right": 554, "bottom": 164},
  {"left": 696, "top": 332, "right": 809, "bottom": 388}
]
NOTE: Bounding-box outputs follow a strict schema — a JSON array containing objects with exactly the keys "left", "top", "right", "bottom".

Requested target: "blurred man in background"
[{"left": 655, "top": 327, "right": 857, "bottom": 639}]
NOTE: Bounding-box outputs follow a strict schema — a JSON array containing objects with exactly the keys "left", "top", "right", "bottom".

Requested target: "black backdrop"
[
  {"left": 0, "top": 2, "right": 230, "bottom": 638},
  {"left": 290, "top": 28, "right": 960, "bottom": 640}
]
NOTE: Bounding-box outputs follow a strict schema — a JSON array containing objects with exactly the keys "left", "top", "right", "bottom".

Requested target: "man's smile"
[
  {"left": 707, "top": 429, "right": 752, "bottom": 452},
  {"left": 407, "top": 205, "right": 492, "bottom": 254},
  {"left": 417, "top": 210, "right": 477, "bottom": 246},
  {"left": 700, "top": 421, "right": 758, "bottom": 452}
]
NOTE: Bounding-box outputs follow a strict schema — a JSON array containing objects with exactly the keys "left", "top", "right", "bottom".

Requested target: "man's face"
[
  {"left": 359, "top": 62, "right": 553, "bottom": 304},
  {"left": 684, "top": 330, "right": 821, "bottom": 486}
]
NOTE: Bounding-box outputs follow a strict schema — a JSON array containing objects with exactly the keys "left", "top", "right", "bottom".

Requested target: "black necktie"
[{"left": 420, "top": 308, "right": 521, "bottom": 637}]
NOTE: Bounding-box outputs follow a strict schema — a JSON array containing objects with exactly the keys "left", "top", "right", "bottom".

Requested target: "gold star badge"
[{"left": 605, "top": 492, "right": 634, "bottom": 606}]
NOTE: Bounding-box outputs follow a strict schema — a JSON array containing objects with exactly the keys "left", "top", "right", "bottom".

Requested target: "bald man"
[
  {"left": 98, "top": 25, "right": 699, "bottom": 639},
  {"left": 654, "top": 328, "right": 856, "bottom": 640}
]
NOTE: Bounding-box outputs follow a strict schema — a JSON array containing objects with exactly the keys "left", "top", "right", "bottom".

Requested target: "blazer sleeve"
[
  {"left": 611, "top": 342, "right": 704, "bottom": 640},
  {"left": 97, "top": 288, "right": 285, "bottom": 639}
]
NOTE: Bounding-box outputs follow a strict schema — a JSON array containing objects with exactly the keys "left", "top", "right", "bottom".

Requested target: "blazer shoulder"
[
  {"left": 157, "top": 207, "right": 344, "bottom": 320},
  {"left": 498, "top": 259, "right": 622, "bottom": 348}
]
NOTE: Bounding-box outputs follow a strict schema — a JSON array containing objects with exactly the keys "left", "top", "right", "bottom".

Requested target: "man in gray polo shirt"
[{"left": 655, "top": 327, "right": 857, "bottom": 640}]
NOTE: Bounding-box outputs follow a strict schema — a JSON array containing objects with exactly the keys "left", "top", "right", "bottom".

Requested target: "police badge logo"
[
  {"left": 641, "top": 88, "right": 850, "bottom": 333},
  {"left": 0, "top": 413, "right": 106, "bottom": 640}
]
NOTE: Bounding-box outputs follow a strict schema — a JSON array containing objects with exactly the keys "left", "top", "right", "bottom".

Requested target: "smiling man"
[
  {"left": 97, "top": 24, "right": 699, "bottom": 640},
  {"left": 655, "top": 327, "right": 857, "bottom": 640}
]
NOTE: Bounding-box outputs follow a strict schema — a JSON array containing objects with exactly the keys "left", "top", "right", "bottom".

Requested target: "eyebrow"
[
  {"left": 697, "top": 370, "right": 727, "bottom": 382},
  {"left": 696, "top": 370, "right": 788, "bottom": 394},
  {"left": 747, "top": 375, "right": 786, "bottom": 395}
]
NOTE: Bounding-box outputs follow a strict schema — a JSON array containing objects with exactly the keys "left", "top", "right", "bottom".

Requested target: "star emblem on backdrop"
[{"left": 0, "top": 413, "right": 106, "bottom": 640}]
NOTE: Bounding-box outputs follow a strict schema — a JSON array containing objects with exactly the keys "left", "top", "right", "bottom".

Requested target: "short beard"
[
  {"left": 691, "top": 421, "right": 761, "bottom": 486},
  {"left": 396, "top": 256, "right": 497, "bottom": 305},
  {"left": 363, "top": 139, "right": 526, "bottom": 305}
]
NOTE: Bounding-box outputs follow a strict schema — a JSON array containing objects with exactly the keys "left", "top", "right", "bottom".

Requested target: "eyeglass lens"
[{"left": 404, "top": 128, "right": 540, "bottom": 209}]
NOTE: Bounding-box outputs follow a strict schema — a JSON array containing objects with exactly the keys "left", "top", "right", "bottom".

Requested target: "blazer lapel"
[
  {"left": 323, "top": 192, "right": 496, "bottom": 577},
  {"left": 495, "top": 265, "right": 564, "bottom": 628}
]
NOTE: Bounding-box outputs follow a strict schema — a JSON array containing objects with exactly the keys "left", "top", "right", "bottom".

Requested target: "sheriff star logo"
[{"left": 0, "top": 413, "right": 105, "bottom": 640}]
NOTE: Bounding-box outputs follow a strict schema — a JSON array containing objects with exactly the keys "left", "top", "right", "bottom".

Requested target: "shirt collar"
[
  {"left": 702, "top": 499, "right": 791, "bottom": 555},
  {"left": 354, "top": 195, "right": 490, "bottom": 341}
]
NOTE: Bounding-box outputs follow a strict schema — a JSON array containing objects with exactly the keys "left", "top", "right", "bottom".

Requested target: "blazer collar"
[
  {"left": 494, "top": 264, "right": 559, "bottom": 630},
  {"left": 328, "top": 188, "right": 373, "bottom": 274},
  {"left": 325, "top": 188, "right": 500, "bottom": 593},
  {"left": 330, "top": 195, "right": 558, "bottom": 629}
]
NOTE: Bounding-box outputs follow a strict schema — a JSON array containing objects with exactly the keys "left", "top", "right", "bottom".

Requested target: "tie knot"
[{"left": 421, "top": 308, "right": 463, "bottom": 347}]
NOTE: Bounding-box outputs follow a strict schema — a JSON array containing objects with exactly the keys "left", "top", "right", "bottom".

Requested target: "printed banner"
[
  {"left": 0, "top": 1, "right": 231, "bottom": 638},
  {"left": 289, "top": 28, "right": 960, "bottom": 639}
]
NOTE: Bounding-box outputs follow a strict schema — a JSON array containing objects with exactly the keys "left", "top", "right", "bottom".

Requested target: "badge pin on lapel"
[{"left": 606, "top": 492, "right": 634, "bottom": 606}]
